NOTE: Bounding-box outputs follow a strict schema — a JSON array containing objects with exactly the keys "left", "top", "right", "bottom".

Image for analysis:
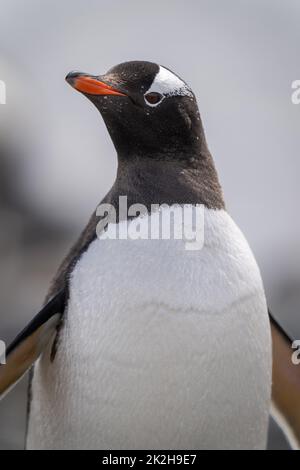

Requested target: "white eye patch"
[{"left": 144, "top": 66, "right": 193, "bottom": 106}]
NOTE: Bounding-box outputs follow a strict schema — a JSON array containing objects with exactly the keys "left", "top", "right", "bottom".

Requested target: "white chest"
[{"left": 27, "top": 208, "right": 272, "bottom": 450}]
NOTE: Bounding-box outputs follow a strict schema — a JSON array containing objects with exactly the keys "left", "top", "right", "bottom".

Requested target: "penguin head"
[{"left": 66, "top": 61, "right": 205, "bottom": 159}]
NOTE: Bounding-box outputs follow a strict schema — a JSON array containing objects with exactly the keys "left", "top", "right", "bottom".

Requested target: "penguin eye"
[{"left": 144, "top": 92, "right": 163, "bottom": 106}]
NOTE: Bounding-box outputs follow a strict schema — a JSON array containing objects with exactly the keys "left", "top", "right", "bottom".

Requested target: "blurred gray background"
[{"left": 0, "top": 0, "right": 299, "bottom": 450}]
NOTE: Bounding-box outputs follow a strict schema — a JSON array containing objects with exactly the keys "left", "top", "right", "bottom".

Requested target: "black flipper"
[
  {"left": 0, "top": 289, "right": 66, "bottom": 401},
  {"left": 269, "top": 312, "right": 300, "bottom": 449}
]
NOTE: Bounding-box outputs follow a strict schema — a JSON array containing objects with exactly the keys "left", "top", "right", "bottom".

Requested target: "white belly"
[{"left": 27, "top": 208, "right": 272, "bottom": 450}]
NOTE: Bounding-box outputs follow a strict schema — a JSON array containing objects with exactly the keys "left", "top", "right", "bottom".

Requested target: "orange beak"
[{"left": 66, "top": 72, "right": 126, "bottom": 97}]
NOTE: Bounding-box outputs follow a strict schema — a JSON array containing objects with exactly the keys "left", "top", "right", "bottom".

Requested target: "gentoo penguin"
[{"left": 0, "top": 61, "right": 299, "bottom": 450}]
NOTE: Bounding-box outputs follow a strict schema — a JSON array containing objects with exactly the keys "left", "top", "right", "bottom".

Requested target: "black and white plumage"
[{"left": 0, "top": 61, "right": 299, "bottom": 449}]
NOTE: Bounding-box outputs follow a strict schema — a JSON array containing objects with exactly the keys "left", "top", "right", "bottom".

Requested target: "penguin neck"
[{"left": 108, "top": 148, "right": 225, "bottom": 210}]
